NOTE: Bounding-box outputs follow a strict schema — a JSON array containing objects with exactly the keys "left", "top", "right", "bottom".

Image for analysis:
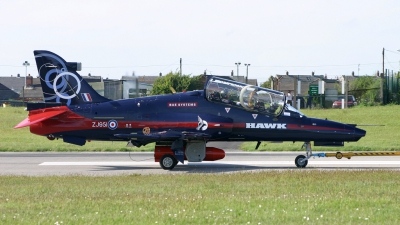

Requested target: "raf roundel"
[{"left": 107, "top": 120, "right": 118, "bottom": 130}]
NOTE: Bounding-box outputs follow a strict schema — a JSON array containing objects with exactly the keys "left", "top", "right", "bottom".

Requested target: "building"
[
  {"left": 0, "top": 83, "right": 19, "bottom": 100},
  {"left": 271, "top": 74, "right": 359, "bottom": 108},
  {"left": 121, "top": 76, "right": 153, "bottom": 99},
  {"left": 0, "top": 76, "right": 25, "bottom": 96}
]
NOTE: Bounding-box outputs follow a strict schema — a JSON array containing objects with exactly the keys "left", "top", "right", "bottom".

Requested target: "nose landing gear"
[{"left": 295, "top": 142, "right": 312, "bottom": 168}]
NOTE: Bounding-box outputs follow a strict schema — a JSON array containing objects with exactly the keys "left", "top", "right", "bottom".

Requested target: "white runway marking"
[{"left": 39, "top": 161, "right": 400, "bottom": 166}]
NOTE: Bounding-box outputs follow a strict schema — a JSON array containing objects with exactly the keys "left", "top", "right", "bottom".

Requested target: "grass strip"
[{"left": 1, "top": 170, "right": 399, "bottom": 224}]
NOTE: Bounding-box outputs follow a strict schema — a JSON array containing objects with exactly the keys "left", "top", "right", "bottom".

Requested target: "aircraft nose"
[{"left": 353, "top": 127, "right": 366, "bottom": 141}]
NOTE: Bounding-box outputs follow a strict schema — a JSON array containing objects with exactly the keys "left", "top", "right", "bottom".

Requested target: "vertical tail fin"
[{"left": 34, "top": 50, "right": 110, "bottom": 105}]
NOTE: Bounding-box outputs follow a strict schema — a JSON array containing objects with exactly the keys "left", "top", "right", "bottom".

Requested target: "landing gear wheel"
[
  {"left": 295, "top": 155, "right": 308, "bottom": 168},
  {"left": 160, "top": 154, "right": 178, "bottom": 170}
]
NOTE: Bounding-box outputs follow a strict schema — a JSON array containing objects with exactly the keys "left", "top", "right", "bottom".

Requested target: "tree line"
[{"left": 150, "top": 72, "right": 204, "bottom": 95}]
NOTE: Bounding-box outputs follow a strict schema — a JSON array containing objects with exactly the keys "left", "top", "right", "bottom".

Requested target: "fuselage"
[{"left": 30, "top": 90, "right": 366, "bottom": 144}]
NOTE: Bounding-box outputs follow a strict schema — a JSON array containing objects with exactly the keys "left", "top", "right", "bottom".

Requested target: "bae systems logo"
[
  {"left": 246, "top": 123, "right": 287, "bottom": 129},
  {"left": 196, "top": 116, "right": 208, "bottom": 131}
]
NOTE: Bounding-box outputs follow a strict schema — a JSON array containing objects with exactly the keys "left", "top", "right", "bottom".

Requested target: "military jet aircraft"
[{"left": 15, "top": 50, "right": 366, "bottom": 169}]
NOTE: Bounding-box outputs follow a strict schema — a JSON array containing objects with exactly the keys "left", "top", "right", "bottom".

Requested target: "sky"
[{"left": 1, "top": 0, "right": 400, "bottom": 84}]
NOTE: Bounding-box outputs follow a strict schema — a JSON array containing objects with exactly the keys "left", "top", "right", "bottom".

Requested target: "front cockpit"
[{"left": 205, "top": 77, "right": 286, "bottom": 117}]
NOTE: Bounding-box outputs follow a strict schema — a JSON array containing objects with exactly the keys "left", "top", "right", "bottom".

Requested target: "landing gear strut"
[{"left": 295, "top": 142, "right": 312, "bottom": 168}]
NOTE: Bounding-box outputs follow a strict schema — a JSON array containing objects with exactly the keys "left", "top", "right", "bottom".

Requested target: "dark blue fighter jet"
[{"left": 15, "top": 51, "right": 366, "bottom": 169}]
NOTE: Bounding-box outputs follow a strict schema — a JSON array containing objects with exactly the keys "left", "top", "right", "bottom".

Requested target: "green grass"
[
  {"left": 241, "top": 105, "right": 400, "bottom": 151},
  {"left": 1, "top": 171, "right": 399, "bottom": 224},
  {"left": 0, "top": 107, "right": 154, "bottom": 152}
]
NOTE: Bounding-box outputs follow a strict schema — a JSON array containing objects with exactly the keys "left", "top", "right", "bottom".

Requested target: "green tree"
[
  {"left": 188, "top": 74, "right": 205, "bottom": 91},
  {"left": 260, "top": 76, "right": 273, "bottom": 89},
  {"left": 349, "top": 76, "right": 380, "bottom": 106},
  {"left": 150, "top": 72, "right": 204, "bottom": 95}
]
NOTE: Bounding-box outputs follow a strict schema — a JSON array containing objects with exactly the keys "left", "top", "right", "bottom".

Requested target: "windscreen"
[{"left": 205, "top": 77, "right": 285, "bottom": 117}]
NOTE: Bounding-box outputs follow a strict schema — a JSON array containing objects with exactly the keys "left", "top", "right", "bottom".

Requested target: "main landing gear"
[{"left": 159, "top": 154, "right": 178, "bottom": 170}]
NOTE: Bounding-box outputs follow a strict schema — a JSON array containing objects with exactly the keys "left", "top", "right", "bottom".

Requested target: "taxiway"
[{"left": 1, "top": 151, "right": 400, "bottom": 176}]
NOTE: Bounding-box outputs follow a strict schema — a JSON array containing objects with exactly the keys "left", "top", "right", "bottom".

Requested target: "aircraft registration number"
[{"left": 92, "top": 121, "right": 108, "bottom": 128}]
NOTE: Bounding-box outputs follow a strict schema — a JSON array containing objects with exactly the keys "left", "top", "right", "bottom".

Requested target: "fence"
[{"left": 385, "top": 70, "right": 400, "bottom": 104}]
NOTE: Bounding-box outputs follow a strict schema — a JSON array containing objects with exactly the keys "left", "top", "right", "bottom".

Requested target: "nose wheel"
[{"left": 295, "top": 155, "right": 308, "bottom": 168}]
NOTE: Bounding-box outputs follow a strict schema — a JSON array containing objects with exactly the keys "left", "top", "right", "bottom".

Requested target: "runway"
[{"left": 1, "top": 151, "right": 400, "bottom": 176}]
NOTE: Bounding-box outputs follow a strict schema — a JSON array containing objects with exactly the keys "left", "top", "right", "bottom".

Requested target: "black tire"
[
  {"left": 159, "top": 154, "right": 178, "bottom": 170},
  {"left": 295, "top": 155, "right": 308, "bottom": 168}
]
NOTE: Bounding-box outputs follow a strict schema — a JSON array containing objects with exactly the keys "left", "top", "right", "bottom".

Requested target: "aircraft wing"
[
  {"left": 14, "top": 109, "right": 68, "bottom": 129},
  {"left": 114, "top": 130, "right": 212, "bottom": 141}
]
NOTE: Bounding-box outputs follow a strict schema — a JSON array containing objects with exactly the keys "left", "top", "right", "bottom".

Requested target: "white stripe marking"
[{"left": 39, "top": 161, "right": 400, "bottom": 166}]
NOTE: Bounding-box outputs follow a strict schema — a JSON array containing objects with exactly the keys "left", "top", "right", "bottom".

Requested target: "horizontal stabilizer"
[{"left": 14, "top": 109, "right": 67, "bottom": 129}]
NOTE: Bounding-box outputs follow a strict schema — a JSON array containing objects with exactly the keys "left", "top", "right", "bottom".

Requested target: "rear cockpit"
[{"left": 205, "top": 77, "right": 285, "bottom": 117}]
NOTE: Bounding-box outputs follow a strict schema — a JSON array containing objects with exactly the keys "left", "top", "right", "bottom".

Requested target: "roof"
[
  {"left": 22, "top": 88, "right": 44, "bottom": 99},
  {"left": 0, "top": 76, "right": 25, "bottom": 93},
  {"left": 121, "top": 76, "right": 139, "bottom": 81},
  {"left": 0, "top": 83, "right": 19, "bottom": 100},
  {"left": 205, "top": 75, "right": 258, "bottom": 86},
  {"left": 137, "top": 76, "right": 160, "bottom": 84},
  {"left": 81, "top": 75, "right": 103, "bottom": 82}
]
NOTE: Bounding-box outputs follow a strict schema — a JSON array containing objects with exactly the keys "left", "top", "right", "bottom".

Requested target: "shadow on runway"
[
  {"left": 91, "top": 164, "right": 292, "bottom": 173},
  {"left": 90, "top": 164, "right": 400, "bottom": 174}
]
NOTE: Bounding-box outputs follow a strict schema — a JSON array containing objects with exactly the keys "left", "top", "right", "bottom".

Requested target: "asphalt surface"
[{"left": 1, "top": 150, "right": 400, "bottom": 176}]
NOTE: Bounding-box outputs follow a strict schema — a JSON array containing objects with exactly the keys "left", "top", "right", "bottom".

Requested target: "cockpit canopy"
[{"left": 205, "top": 77, "right": 285, "bottom": 117}]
